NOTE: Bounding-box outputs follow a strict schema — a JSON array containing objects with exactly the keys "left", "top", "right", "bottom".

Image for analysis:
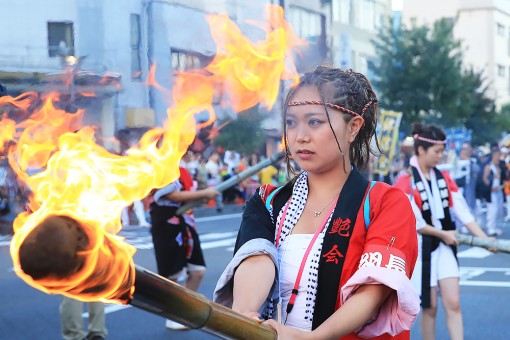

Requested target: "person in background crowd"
[
  {"left": 456, "top": 143, "right": 480, "bottom": 214},
  {"left": 500, "top": 146, "right": 510, "bottom": 221},
  {"left": 391, "top": 153, "right": 409, "bottom": 184},
  {"left": 150, "top": 166, "right": 219, "bottom": 330},
  {"left": 121, "top": 200, "right": 150, "bottom": 227},
  {"left": 258, "top": 161, "right": 279, "bottom": 185},
  {"left": 224, "top": 150, "right": 240, "bottom": 176},
  {"left": 277, "top": 159, "right": 288, "bottom": 186},
  {"left": 235, "top": 155, "right": 250, "bottom": 202},
  {"left": 480, "top": 148, "right": 507, "bottom": 236},
  {"left": 244, "top": 153, "right": 261, "bottom": 200},
  {"left": 215, "top": 65, "right": 420, "bottom": 339},
  {"left": 59, "top": 297, "right": 107, "bottom": 340},
  {"left": 394, "top": 123, "right": 492, "bottom": 340},
  {"left": 195, "top": 156, "right": 209, "bottom": 190},
  {"left": 205, "top": 152, "right": 224, "bottom": 212},
  {"left": 180, "top": 150, "right": 199, "bottom": 179}
]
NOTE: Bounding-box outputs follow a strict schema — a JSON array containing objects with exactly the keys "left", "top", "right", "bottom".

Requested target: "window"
[
  {"left": 359, "top": 0, "right": 375, "bottom": 31},
  {"left": 497, "top": 23, "right": 505, "bottom": 36},
  {"left": 227, "top": 0, "right": 238, "bottom": 21},
  {"left": 287, "top": 6, "right": 323, "bottom": 39},
  {"left": 498, "top": 64, "right": 505, "bottom": 77},
  {"left": 170, "top": 50, "right": 219, "bottom": 104},
  {"left": 48, "top": 22, "right": 74, "bottom": 57},
  {"left": 334, "top": 0, "right": 351, "bottom": 25},
  {"left": 287, "top": 6, "right": 326, "bottom": 58},
  {"left": 130, "top": 14, "right": 142, "bottom": 80},
  {"left": 508, "top": 32, "right": 510, "bottom": 56},
  {"left": 170, "top": 50, "right": 212, "bottom": 72}
]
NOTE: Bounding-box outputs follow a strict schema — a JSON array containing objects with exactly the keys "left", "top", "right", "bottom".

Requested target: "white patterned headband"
[{"left": 413, "top": 134, "right": 446, "bottom": 145}]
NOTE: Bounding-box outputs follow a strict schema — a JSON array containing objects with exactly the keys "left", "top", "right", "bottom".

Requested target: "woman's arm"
[
  {"left": 164, "top": 187, "right": 218, "bottom": 203},
  {"left": 232, "top": 254, "right": 275, "bottom": 315},
  {"left": 264, "top": 284, "right": 393, "bottom": 340},
  {"left": 313, "top": 284, "right": 393, "bottom": 339},
  {"left": 418, "top": 225, "right": 458, "bottom": 246},
  {"left": 464, "top": 220, "right": 489, "bottom": 238},
  {"left": 482, "top": 164, "right": 491, "bottom": 186}
]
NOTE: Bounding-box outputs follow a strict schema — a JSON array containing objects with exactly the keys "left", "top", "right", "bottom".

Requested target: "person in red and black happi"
[{"left": 214, "top": 65, "right": 420, "bottom": 339}]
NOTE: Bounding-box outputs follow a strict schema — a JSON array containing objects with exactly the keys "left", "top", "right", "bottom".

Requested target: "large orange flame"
[{"left": 4, "top": 4, "right": 304, "bottom": 304}]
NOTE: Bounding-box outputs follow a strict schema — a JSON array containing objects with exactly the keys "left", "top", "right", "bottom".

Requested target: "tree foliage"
[
  {"left": 370, "top": 18, "right": 501, "bottom": 144},
  {"left": 213, "top": 105, "right": 268, "bottom": 155}
]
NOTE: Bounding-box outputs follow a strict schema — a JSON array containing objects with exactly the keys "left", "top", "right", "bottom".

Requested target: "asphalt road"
[{"left": 1, "top": 205, "right": 509, "bottom": 340}]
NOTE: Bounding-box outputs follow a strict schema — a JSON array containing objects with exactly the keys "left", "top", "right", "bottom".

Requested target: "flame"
[
  {"left": 0, "top": 115, "right": 16, "bottom": 151},
  {"left": 5, "top": 4, "right": 304, "bottom": 304}
]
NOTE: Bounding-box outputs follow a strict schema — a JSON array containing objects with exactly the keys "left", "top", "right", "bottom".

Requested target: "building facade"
[
  {"left": 0, "top": 0, "right": 330, "bottom": 152},
  {"left": 401, "top": 0, "right": 510, "bottom": 108},
  {"left": 0, "top": 0, "right": 391, "bottom": 153},
  {"left": 327, "top": 0, "right": 393, "bottom": 78}
]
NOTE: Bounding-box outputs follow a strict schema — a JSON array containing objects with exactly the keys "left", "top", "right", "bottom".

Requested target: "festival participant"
[
  {"left": 481, "top": 147, "right": 507, "bottom": 236},
  {"left": 149, "top": 167, "right": 218, "bottom": 330},
  {"left": 394, "top": 123, "right": 492, "bottom": 340},
  {"left": 214, "top": 65, "right": 420, "bottom": 339},
  {"left": 59, "top": 297, "right": 107, "bottom": 340}
]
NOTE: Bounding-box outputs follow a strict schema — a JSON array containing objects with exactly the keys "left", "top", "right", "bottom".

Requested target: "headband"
[
  {"left": 413, "top": 134, "right": 446, "bottom": 145},
  {"left": 287, "top": 99, "right": 378, "bottom": 118}
]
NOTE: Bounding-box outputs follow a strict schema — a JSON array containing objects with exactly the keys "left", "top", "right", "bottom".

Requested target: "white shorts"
[
  {"left": 430, "top": 242, "right": 459, "bottom": 286},
  {"left": 412, "top": 241, "right": 459, "bottom": 291}
]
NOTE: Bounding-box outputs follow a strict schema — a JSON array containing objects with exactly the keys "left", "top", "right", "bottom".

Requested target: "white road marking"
[
  {"left": 460, "top": 281, "right": 510, "bottom": 288},
  {"left": 0, "top": 235, "right": 11, "bottom": 247},
  {"left": 459, "top": 267, "right": 510, "bottom": 288},
  {"left": 457, "top": 247, "right": 492, "bottom": 258},
  {"left": 200, "top": 231, "right": 238, "bottom": 241},
  {"left": 201, "top": 238, "right": 236, "bottom": 249},
  {"left": 195, "top": 213, "right": 242, "bottom": 223}
]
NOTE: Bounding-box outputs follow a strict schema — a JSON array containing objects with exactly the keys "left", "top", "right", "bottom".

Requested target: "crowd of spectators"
[{"left": 370, "top": 140, "right": 510, "bottom": 237}]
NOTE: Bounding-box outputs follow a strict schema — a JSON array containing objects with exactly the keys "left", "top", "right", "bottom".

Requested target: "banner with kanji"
[{"left": 374, "top": 110, "right": 402, "bottom": 176}]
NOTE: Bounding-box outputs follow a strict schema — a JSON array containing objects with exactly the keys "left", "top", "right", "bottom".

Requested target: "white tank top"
[{"left": 278, "top": 233, "right": 324, "bottom": 331}]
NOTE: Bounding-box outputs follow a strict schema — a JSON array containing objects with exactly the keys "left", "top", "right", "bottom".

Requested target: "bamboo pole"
[
  {"left": 176, "top": 150, "right": 285, "bottom": 215},
  {"left": 456, "top": 234, "right": 510, "bottom": 254},
  {"left": 131, "top": 267, "right": 277, "bottom": 339}
]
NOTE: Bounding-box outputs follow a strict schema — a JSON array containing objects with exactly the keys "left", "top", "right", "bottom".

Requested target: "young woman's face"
[
  {"left": 285, "top": 86, "right": 362, "bottom": 174},
  {"left": 419, "top": 144, "right": 445, "bottom": 168}
]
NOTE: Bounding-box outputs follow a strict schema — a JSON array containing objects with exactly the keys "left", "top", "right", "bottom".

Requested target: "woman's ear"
[
  {"left": 348, "top": 117, "right": 364, "bottom": 143},
  {"left": 417, "top": 145, "right": 425, "bottom": 156}
]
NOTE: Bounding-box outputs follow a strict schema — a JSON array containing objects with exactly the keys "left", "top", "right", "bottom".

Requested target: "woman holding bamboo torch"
[
  {"left": 394, "top": 123, "right": 493, "bottom": 340},
  {"left": 214, "top": 65, "right": 420, "bottom": 339}
]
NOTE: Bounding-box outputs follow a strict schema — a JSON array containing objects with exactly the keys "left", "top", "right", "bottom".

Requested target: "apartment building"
[
  {"left": 326, "top": 0, "right": 393, "bottom": 78},
  {"left": 401, "top": 0, "right": 510, "bottom": 108}
]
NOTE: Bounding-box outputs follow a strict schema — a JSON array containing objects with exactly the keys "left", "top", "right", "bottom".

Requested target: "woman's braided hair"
[{"left": 283, "top": 65, "right": 381, "bottom": 174}]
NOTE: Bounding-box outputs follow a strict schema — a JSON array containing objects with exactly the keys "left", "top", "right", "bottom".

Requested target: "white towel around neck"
[{"left": 409, "top": 155, "right": 445, "bottom": 220}]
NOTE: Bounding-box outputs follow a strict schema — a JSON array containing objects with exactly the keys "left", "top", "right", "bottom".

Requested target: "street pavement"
[{"left": 1, "top": 204, "right": 510, "bottom": 339}]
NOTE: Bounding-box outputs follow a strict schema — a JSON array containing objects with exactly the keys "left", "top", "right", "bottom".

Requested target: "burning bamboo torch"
[{"left": 17, "top": 215, "right": 276, "bottom": 339}]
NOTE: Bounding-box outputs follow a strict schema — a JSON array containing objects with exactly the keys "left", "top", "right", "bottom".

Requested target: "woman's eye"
[
  {"left": 285, "top": 119, "right": 296, "bottom": 127},
  {"left": 309, "top": 119, "right": 323, "bottom": 127}
]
